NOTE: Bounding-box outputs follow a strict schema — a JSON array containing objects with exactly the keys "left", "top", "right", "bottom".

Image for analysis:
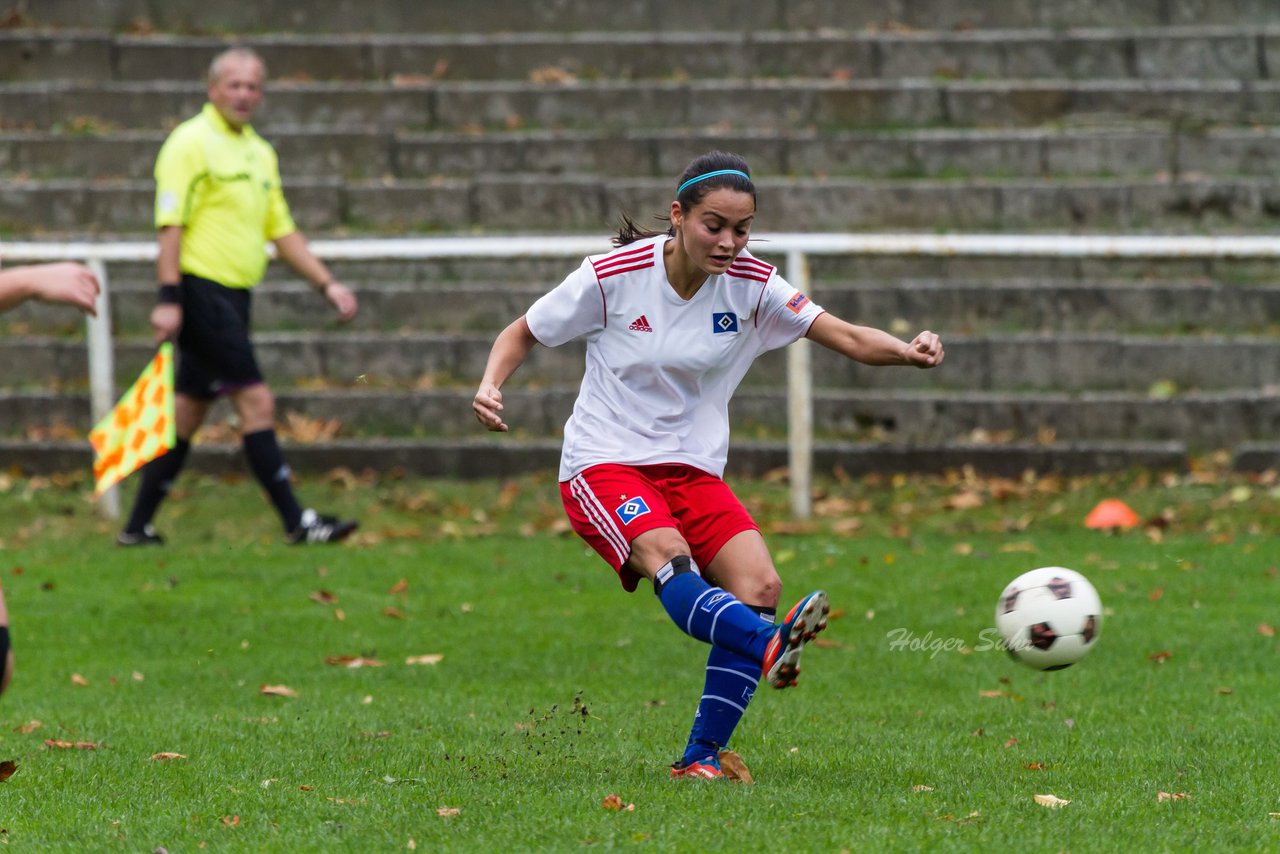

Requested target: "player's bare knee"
[
  {"left": 627, "top": 529, "right": 692, "bottom": 580},
  {"left": 752, "top": 573, "right": 782, "bottom": 609}
]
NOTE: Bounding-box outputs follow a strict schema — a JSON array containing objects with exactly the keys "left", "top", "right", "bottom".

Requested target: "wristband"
[{"left": 157, "top": 284, "right": 180, "bottom": 305}]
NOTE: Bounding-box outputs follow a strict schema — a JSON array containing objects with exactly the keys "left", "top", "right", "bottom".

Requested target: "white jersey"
[{"left": 525, "top": 235, "right": 825, "bottom": 480}]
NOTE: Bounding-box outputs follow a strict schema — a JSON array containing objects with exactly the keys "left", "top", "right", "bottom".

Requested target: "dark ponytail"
[{"left": 612, "top": 151, "right": 756, "bottom": 247}]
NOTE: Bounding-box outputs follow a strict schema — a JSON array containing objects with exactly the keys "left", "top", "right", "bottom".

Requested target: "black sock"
[
  {"left": 242, "top": 429, "right": 304, "bottom": 532},
  {"left": 123, "top": 438, "right": 190, "bottom": 534}
]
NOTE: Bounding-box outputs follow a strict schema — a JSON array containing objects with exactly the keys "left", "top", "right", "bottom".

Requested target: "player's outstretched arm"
[
  {"left": 0, "top": 262, "right": 100, "bottom": 316},
  {"left": 273, "top": 231, "right": 358, "bottom": 322},
  {"left": 806, "top": 313, "right": 943, "bottom": 368},
  {"left": 474, "top": 316, "right": 539, "bottom": 433}
]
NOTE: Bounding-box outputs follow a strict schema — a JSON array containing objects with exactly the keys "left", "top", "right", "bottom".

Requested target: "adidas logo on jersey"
[{"left": 628, "top": 315, "right": 653, "bottom": 332}]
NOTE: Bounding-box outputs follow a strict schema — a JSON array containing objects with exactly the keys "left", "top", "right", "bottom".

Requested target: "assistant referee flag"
[{"left": 89, "top": 343, "right": 176, "bottom": 496}]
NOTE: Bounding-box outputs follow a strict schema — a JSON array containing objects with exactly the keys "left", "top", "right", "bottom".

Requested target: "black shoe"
[
  {"left": 116, "top": 524, "right": 165, "bottom": 546},
  {"left": 286, "top": 509, "right": 357, "bottom": 545}
]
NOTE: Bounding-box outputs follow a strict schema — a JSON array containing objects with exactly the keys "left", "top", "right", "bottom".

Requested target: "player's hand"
[
  {"left": 150, "top": 303, "right": 182, "bottom": 344},
  {"left": 30, "top": 262, "right": 101, "bottom": 315},
  {"left": 904, "top": 330, "right": 944, "bottom": 368},
  {"left": 323, "top": 281, "right": 358, "bottom": 322},
  {"left": 473, "top": 382, "right": 508, "bottom": 432}
]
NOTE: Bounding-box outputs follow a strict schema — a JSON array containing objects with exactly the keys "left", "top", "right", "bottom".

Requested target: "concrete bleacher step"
[
  {"left": 7, "top": 387, "right": 1276, "bottom": 451},
  {"left": 0, "top": 436, "right": 1190, "bottom": 479},
  {"left": 7, "top": 174, "right": 1280, "bottom": 234},
  {"left": 10, "top": 126, "right": 1280, "bottom": 182},
  {"left": 16, "top": 0, "right": 1280, "bottom": 34},
  {"left": 7, "top": 279, "right": 1279, "bottom": 339},
  {"left": 3, "top": 28, "right": 1272, "bottom": 84},
  {"left": 3, "top": 331, "right": 1278, "bottom": 392},
  {"left": 21, "top": 253, "right": 1266, "bottom": 294},
  {"left": 6, "top": 79, "right": 1280, "bottom": 134}
]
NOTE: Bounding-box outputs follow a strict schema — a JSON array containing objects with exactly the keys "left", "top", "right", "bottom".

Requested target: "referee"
[{"left": 118, "top": 46, "right": 357, "bottom": 546}]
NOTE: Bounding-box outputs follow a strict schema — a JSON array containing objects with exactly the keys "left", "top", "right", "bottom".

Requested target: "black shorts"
[{"left": 175, "top": 273, "right": 265, "bottom": 400}]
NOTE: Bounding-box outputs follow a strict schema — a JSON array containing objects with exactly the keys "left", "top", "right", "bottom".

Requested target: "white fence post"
[
  {"left": 786, "top": 250, "right": 813, "bottom": 520},
  {"left": 85, "top": 257, "right": 120, "bottom": 519}
]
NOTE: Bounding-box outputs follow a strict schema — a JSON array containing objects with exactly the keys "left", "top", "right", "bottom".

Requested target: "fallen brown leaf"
[
  {"left": 945, "top": 491, "right": 984, "bottom": 510},
  {"left": 0, "top": 760, "right": 17, "bottom": 781},
  {"left": 999, "top": 542, "right": 1037, "bottom": 553},
  {"left": 70, "top": 673, "right": 88, "bottom": 686},
  {"left": 388, "top": 579, "right": 409, "bottom": 595},
  {"left": 600, "top": 793, "right": 635, "bottom": 811},
  {"left": 149, "top": 752, "right": 187, "bottom": 761},
  {"left": 324, "top": 656, "right": 385, "bottom": 668},
  {"left": 221, "top": 815, "right": 240, "bottom": 827},
  {"left": 718, "top": 748, "right": 753, "bottom": 784},
  {"left": 405, "top": 654, "right": 443, "bottom": 666},
  {"left": 13, "top": 720, "right": 41, "bottom": 734},
  {"left": 309, "top": 590, "right": 338, "bottom": 605},
  {"left": 44, "top": 740, "right": 100, "bottom": 750},
  {"left": 259, "top": 684, "right": 299, "bottom": 698},
  {"left": 1034, "top": 793, "right": 1071, "bottom": 808},
  {"left": 1259, "top": 623, "right": 1276, "bottom": 638},
  {"left": 383, "top": 606, "right": 405, "bottom": 619},
  {"left": 1148, "top": 650, "right": 1173, "bottom": 663},
  {"left": 911, "top": 784, "right": 934, "bottom": 793},
  {"left": 280, "top": 411, "right": 342, "bottom": 444},
  {"left": 1157, "top": 791, "right": 1190, "bottom": 802},
  {"left": 436, "top": 807, "right": 460, "bottom": 817}
]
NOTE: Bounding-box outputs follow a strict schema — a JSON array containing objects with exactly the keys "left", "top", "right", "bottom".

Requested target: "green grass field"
[{"left": 0, "top": 466, "right": 1277, "bottom": 851}]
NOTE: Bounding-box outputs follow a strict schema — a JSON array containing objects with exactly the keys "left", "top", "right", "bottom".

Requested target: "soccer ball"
[{"left": 995, "top": 566, "right": 1102, "bottom": 671}]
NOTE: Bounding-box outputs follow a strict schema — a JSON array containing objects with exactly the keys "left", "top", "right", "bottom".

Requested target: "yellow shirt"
[{"left": 153, "top": 103, "right": 296, "bottom": 288}]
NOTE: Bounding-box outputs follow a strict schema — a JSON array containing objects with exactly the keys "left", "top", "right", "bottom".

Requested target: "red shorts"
[{"left": 559, "top": 463, "right": 759, "bottom": 592}]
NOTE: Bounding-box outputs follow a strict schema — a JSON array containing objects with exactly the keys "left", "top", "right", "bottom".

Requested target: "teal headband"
[{"left": 676, "top": 169, "right": 751, "bottom": 196}]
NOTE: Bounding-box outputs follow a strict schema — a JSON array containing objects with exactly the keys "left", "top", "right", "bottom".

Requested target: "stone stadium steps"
[
  {"left": 2, "top": 330, "right": 1277, "bottom": 393},
  {"left": 7, "top": 174, "right": 1280, "bottom": 234},
  {"left": 6, "top": 387, "right": 1278, "bottom": 452},
  {"left": 4, "top": 27, "right": 1274, "bottom": 83},
  {"left": 7, "top": 279, "right": 1280, "bottom": 339},
  {"left": 9, "top": 127, "right": 1280, "bottom": 182},
  {"left": 6, "top": 78, "right": 1280, "bottom": 132},
  {"left": 0, "top": 435, "right": 1191, "bottom": 480},
  {"left": 14, "top": 0, "right": 1280, "bottom": 34},
  {"left": 4, "top": 1, "right": 1278, "bottom": 478}
]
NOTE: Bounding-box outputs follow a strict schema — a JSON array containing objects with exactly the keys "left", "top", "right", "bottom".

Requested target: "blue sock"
[
  {"left": 654, "top": 556, "right": 774, "bottom": 664},
  {"left": 682, "top": 605, "right": 774, "bottom": 765}
]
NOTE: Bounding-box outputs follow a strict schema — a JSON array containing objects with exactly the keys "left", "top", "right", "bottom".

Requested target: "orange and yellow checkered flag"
[{"left": 89, "top": 343, "right": 176, "bottom": 496}]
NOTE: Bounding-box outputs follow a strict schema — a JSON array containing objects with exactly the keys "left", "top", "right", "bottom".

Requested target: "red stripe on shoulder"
[
  {"left": 728, "top": 255, "right": 774, "bottom": 283},
  {"left": 593, "top": 243, "right": 657, "bottom": 280}
]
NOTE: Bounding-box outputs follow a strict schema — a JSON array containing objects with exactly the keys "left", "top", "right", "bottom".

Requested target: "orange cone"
[{"left": 1084, "top": 499, "right": 1140, "bottom": 530}]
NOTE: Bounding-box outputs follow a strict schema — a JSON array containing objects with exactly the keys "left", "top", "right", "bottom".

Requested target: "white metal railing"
[{"left": 5, "top": 232, "right": 1280, "bottom": 519}]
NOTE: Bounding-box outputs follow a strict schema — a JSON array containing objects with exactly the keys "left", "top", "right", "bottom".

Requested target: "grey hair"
[{"left": 208, "top": 46, "right": 266, "bottom": 86}]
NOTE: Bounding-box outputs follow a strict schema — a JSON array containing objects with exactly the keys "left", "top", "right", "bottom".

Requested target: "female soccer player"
[{"left": 473, "top": 151, "right": 944, "bottom": 779}]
